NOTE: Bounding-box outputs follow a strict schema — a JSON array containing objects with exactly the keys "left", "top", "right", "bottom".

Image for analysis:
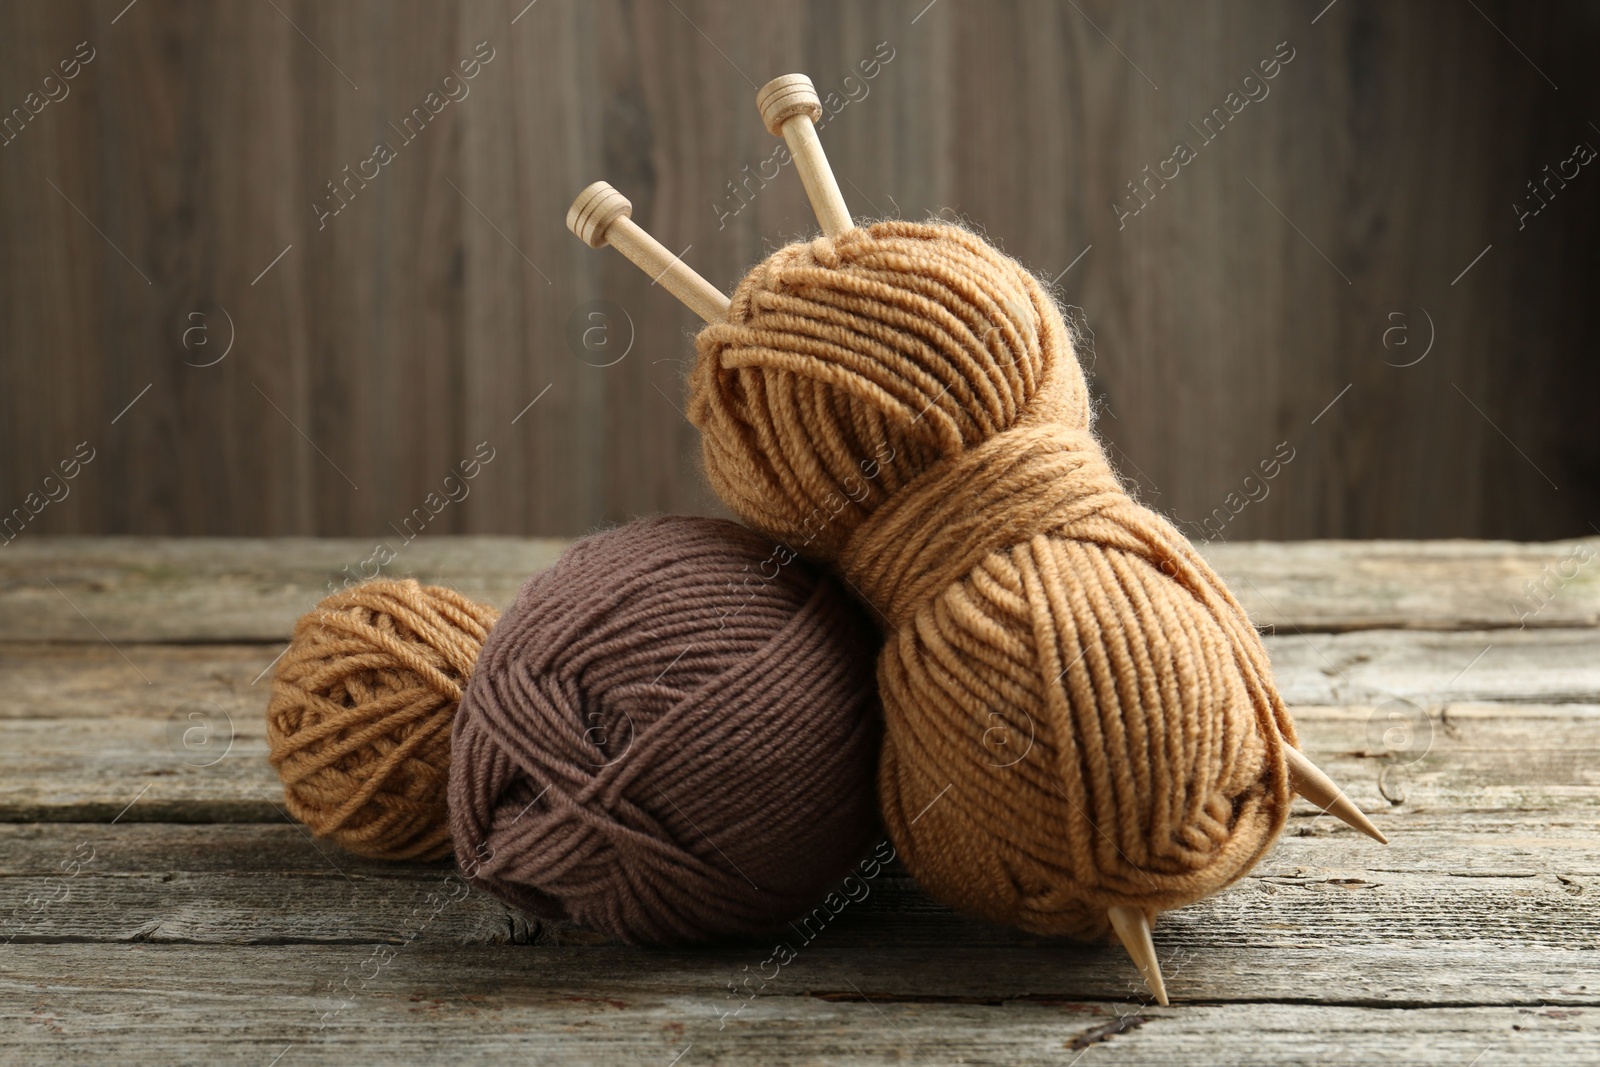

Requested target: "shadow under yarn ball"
[
  {"left": 690, "top": 221, "right": 1297, "bottom": 938},
  {"left": 448, "top": 515, "right": 882, "bottom": 945}
]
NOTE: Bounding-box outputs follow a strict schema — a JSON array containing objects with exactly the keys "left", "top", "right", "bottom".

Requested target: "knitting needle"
[
  {"left": 566, "top": 181, "right": 730, "bottom": 323},
  {"left": 1284, "top": 746, "right": 1389, "bottom": 844},
  {"left": 755, "top": 74, "right": 853, "bottom": 236},
  {"left": 1107, "top": 905, "right": 1169, "bottom": 1007}
]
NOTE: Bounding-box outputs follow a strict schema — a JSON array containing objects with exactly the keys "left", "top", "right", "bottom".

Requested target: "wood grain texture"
[
  {"left": 1, "top": 820, "right": 1596, "bottom": 970},
  {"left": 2, "top": 952, "right": 1591, "bottom": 1067},
  {"left": 0, "top": 536, "right": 567, "bottom": 641},
  {"left": 4, "top": 536, "right": 1596, "bottom": 641},
  {"left": 2, "top": 534, "right": 1598, "bottom": 1062},
  {"left": 1269, "top": 629, "right": 1600, "bottom": 706},
  {"left": 2, "top": 1, "right": 1597, "bottom": 541},
  {"left": 4, "top": 694, "right": 1596, "bottom": 827}
]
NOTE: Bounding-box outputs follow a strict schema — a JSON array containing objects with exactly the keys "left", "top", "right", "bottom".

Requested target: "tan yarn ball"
[
  {"left": 690, "top": 220, "right": 1298, "bottom": 938},
  {"left": 266, "top": 579, "right": 498, "bottom": 860}
]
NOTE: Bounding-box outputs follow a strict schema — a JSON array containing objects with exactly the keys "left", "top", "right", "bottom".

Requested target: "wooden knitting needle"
[
  {"left": 1284, "top": 746, "right": 1389, "bottom": 844},
  {"left": 566, "top": 181, "right": 730, "bottom": 323},
  {"left": 1107, "top": 905, "right": 1168, "bottom": 1007},
  {"left": 756, "top": 74, "right": 853, "bottom": 236}
]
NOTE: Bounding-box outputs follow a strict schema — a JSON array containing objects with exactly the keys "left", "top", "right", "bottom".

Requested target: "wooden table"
[{"left": 2, "top": 537, "right": 1596, "bottom": 1065}]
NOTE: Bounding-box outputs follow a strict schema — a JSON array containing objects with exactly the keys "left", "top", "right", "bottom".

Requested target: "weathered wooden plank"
[
  {"left": 5, "top": 812, "right": 1590, "bottom": 877},
  {"left": 1, "top": 679, "right": 1596, "bottom": 825},
  {"left": 2, "top": 538, "right": 1596, "bottom": 642},
  {"left": 1286, "top": 704, "right": 1600, "bottom": 818},
  {"left": 0, "top": 643, "right": 274, "bottom": 721},
  {"left": 0, "top": 819, "right": 1594, "bottom": 977},
  {"left": 0, "top": 537, "right": 566, "bottom": 643},
  {"left": 0, "top": 945, "right": 1593, "bottom": 1066},
  {"left": 1204, "top": 538, "right": 1600, "bottom": 633},
  {"left": 1268, "top": 628, "right": 1600, "bottom": 707},
  {"left": 8, "top": 628, "right": 1600, "bottom": 736},
  {"left": 0, "top": 863, "right": 530, "bottom": 949},
  {"left": 0, "top": 713, "right": 278, "bottom": 823}
]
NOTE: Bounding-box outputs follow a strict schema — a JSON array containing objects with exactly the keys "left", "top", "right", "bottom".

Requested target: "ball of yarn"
[
  {"left": 267, "top": 579, "right": 498, "bottom": 861},
  {"left": 448, "top": 515, "right": 881, "bottom": 945},
  {"left": 689, "top": 220, "right": 1296, "bottom": 938}
]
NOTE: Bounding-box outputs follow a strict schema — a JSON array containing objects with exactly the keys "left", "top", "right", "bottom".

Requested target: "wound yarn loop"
[
  {"left": 448, "top": 516, "right": 881, "bottom": 945},
  {"left": 841, "top": 423, "right": 1125, "bottom": 629},
  {"left": 691, "top": 221, "right": 1297, "bottom": 938},
  {"left": 267, "top": 579, "right": 498, "bottom": 861}
]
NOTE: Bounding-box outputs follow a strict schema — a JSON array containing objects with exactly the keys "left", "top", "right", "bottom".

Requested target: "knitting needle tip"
[
  {"left": 1283, "top": 745, "right": 1389, "bottom": 844},
  {"left": 1107, "top": 905, "right": 1168, "bottom": 1007}
]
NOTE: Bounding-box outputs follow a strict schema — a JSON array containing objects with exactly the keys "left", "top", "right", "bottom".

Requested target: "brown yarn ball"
[
  {"left": 266, "top": 579, "right": 498, "bottom": 860},
  {"left": 448, "top": 515, "right": 882, "bottom": 945},
  {"left": 689, "top": 220, "right": 1297, "bottom": 938}
]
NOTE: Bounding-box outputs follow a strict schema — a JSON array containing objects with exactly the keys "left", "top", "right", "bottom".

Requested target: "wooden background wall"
[{"left": 2, "top": 0, "right": 1596, "bottom": 541}]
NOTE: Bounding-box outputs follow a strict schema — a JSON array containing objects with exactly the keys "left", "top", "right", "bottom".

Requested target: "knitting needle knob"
[
  {"left": 1107, "top": 905, "right": 1169, "bottom": 1007},
  {"left": 1283, "top": 746, "right": 1389, "bottom": 844},
  {"left": 566, "top": 181, "right": 730, "bottom": 324},
  {"left": 756, "top": 74, "right": 853, "bottom": 237}
]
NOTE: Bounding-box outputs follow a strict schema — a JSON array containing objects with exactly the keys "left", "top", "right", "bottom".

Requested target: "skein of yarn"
[
  {"left": 449, "top": 516, "right": 882, "bottom": 944},
  {"left": 690, "top": 217, "right": 1300, "bottom": 939},
  {"left": 266, "top": 515, "right": 882, "bottom": 945},
  {"left": 267, "top": 579, "right": 497, "bottom": 861}
]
